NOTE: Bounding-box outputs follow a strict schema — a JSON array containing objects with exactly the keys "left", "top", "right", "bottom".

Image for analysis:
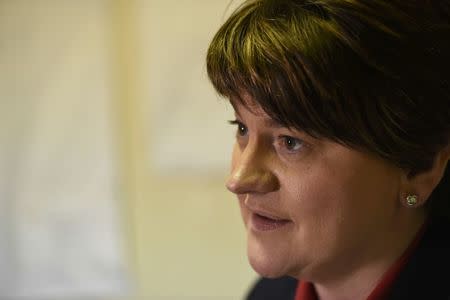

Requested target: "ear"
[{"left": 401, "top": 144, "right": 450, "bottom": 207}]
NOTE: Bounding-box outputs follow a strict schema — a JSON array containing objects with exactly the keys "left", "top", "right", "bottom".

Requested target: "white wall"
[
  {"left": 132, "top": 1, "right": 257, "bottom": 299},
  {"left": 139, "top": 0, "right": 241, "bottom": 175},
  {"left": 0, "top": 0, "right": 257, "bottom": 299},
  {"left": 0, "top": 0, "right": 129, "bottom": 298}
]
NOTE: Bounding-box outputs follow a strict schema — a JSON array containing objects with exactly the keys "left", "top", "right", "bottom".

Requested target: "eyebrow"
[{"left": 233, "top": 108, "right": 285, "bottom": 129}]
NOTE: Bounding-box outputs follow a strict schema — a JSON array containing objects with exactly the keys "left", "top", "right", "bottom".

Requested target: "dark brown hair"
[{"left": 206, "top": 0, "right": 450, "bottom": 218}]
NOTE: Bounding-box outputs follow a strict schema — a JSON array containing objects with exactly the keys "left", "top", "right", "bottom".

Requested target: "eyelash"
[
  {"left": 227, "top": 119, "right": 304, "bottom": 154},
  {"left": 228, "top": 120, "right": 248, "bottom": 136},
  {"left": 277, "top": 135, "right": 304, "bottom": 152}
]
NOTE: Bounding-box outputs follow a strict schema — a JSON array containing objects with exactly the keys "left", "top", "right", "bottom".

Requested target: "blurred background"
[{"left": 0, "top": 0, "right": 256, "bottom": 299}]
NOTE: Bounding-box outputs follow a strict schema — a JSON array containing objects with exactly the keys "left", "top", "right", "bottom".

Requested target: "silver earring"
[{"left": 406, "top": 194, "right": 418, "bottom": 207}]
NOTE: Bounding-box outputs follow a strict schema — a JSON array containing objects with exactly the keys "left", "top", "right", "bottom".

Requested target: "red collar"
[{"left": 295, "top": 221, "right": 428, "bottom": 300}]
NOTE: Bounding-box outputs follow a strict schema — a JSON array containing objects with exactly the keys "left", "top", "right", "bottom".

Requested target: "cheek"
[
  {"left": 288, "top": 176, "right": 343, "bottom": 228},
  {"left": 282, "top": 165, "right": 338, "bottom": 219},
  {"left": 280, "top": 172, "right": 366, "bottom": 274},
  {"left": 286, "top": 158, "right": 400, "bottom": 249},
  {"left": 291, "top": 171, "right": 393, "bottom": 224}
]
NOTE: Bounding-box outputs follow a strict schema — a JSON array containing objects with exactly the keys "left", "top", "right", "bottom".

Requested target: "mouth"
[{"left": 250, "top": 212, "right": 292, "bottom": 232}]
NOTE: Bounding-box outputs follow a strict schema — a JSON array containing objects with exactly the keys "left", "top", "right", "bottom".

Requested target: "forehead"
[
  {"left": 230, "top": 97, "right": 286, "bottom": 129},
  {"left": 230, "top": 93, "right": 260, "bottom": 111},
  {"left": 229, "top": 93, "right": 272, "bottom": 118}
]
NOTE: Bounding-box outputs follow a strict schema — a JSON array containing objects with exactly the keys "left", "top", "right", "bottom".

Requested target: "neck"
[{"left": 313, "top": 211, "right": 426, "bottom": 300}]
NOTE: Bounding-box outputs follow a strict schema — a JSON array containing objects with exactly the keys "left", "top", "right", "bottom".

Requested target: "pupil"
[{"left": 286, "top": 138, "right": 294, "bottom": 149}]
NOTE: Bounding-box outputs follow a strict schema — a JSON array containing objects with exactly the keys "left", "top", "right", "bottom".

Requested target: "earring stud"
[{"left": 406, "top": 194, "right": 418, "bottom": 207}]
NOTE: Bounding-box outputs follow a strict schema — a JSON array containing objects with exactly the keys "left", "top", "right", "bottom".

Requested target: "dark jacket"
[{"left": 246, "top": 217, "right": 450, "bottom": 300}]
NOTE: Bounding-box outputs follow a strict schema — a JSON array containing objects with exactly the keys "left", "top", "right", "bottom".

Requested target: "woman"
[{"left": 206, "top": 0, "right": 450, "bottom": 299}]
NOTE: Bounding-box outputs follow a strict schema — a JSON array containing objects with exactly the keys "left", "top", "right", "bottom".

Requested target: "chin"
[{"left": 247, "top": 239, "right": 291, "bottom": 278}]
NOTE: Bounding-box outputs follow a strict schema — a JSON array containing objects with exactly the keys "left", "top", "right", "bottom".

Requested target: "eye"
[
  {"left": 278, "top": 135, "right": 304, "bottom": 152},
  {"left": 228, "top": 120, "right": 248, "bottom": 136}
]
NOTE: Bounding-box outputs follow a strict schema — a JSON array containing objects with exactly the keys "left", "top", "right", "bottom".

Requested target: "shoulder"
[
  {"left": 388, "top": 217, "right": 450, "bottom": 299},
  {"left": 246, "top": 276, "right": 298, "bottom": 300}
]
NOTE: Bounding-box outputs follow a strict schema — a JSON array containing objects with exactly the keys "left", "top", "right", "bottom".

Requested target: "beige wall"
[
  {"left": 114, "top": 0, "right": 257, "bottom": 299},
  {"left": 1, "top": 0, "right": 256, "bottom": 299},
  {"left": 0, "top": 0, "right": 129, "bottom": 297},
  {"left": 129, "top": 177, "right": 256, "bottom": 299}
]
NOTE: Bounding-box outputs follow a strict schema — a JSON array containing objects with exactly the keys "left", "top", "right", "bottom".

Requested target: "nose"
[{"left": 226, "top": 142, "right": 279, "bottom": 195}]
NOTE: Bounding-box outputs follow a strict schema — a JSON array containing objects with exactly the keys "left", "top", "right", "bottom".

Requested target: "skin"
[{"left": 225, "top": 96, "right": 435, "bottom": 300}]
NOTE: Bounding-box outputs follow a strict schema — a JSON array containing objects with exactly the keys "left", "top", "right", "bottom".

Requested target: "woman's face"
[{"left": 226, "top": 97, "right": 407, "bottom": 281}]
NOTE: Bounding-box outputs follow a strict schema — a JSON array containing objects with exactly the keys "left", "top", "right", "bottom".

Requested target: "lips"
[{"left": 250, "top": 211, "right": 291, "bottom": 232}]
